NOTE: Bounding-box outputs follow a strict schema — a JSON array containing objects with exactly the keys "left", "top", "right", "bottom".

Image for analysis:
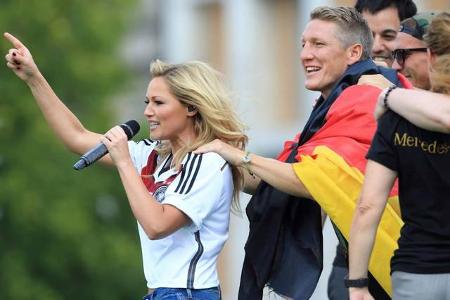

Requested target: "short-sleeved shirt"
[
  {"left": 128, "top": 139, "right": 233, "bottom": 289},
  {"left": 367, "top": 111, "right": 450, "bottom": 274}
]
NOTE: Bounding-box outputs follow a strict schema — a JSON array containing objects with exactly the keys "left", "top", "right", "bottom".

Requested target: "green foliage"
[{"left": 0, "top": 0, "right": 146, "bottom": 299}]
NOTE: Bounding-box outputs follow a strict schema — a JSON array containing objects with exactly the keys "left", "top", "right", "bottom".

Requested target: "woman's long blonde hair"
[
  {"left": 149, "top": 59, "right": 248, "bottom": 210},
  {"left": 424, "top": 12, "right": 450, "bottom": 95}
]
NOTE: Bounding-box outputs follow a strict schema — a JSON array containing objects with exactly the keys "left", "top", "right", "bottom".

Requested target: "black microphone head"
[{"left": 120, "top": 120, "right": 140, "bottom": 140}]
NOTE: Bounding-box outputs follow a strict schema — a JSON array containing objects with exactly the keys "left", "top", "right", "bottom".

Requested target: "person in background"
[
  {"left": 330, "top": 9, "right": 437, "bottom": 300},
  {"left": 355, "top": 0, "right": 417, "bottom": 66},
  {"left": 4, "top": 32, "right": 247, "bottom": 300},
  {"left": 392, "top": 12, "right": 438, "bottom": 90},
  {"left": 358, "top": 12, "right": 450, "bottom": 133},
  {"left": 196, "top": 6, "right": 408, "bottom": 300},
  {"left": 325, "top": 1, "right": 417, "bottom": 299},
  {"left": 359, "top": 11, "right": 447, "bottom": 130},
  {"left": 349, "top": 12, "right": 450, "bottom": 300}
]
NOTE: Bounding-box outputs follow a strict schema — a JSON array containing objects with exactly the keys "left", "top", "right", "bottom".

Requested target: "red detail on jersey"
[{"left": 141, "top": 150, "right": 179, "bottom": 197}]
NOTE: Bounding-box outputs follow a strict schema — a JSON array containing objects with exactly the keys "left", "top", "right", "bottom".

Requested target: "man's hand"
[
  {"left": 357, "top": 74, "right": 395, "bottom": 119},
  {"left": 357, "top": 74, "right": 393, "bottom": 90},
  {"left": 194, "top": 139, "right": 244, "bottom": 166}
]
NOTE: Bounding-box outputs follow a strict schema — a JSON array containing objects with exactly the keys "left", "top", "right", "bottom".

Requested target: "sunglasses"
[{"left": 392, "top": 48, "right": 427, "bottom": 67}]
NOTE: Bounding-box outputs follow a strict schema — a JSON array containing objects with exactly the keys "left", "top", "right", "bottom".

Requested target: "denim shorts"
[{"left": 142, "top": 287, "right": 221, "bottom": 300}]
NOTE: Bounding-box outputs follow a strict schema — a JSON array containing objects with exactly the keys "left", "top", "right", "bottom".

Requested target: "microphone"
[{"left": 73, "top": 120, "right": 140, "bottom": 171}]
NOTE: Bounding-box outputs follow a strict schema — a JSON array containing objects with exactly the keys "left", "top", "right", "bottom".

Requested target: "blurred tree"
[{"left": 0, "top": 0, "right": 146, "bottom": 299}]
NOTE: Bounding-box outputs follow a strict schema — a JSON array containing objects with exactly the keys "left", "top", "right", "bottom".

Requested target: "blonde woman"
[
  {"left": 4, "top": 32, "right": 246, "bottom": 300},
  {"left": 349, "top": 12, "right": 450, "bottom": 300}
]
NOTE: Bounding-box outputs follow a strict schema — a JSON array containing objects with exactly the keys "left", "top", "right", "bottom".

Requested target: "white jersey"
[{"left": 128, "top": 139, "right": 233, "bottom": 289}]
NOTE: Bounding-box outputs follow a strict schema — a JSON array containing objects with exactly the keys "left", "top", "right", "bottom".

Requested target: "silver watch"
[{"left": 242, "top": 151, "right": 251, "bottom": 165}]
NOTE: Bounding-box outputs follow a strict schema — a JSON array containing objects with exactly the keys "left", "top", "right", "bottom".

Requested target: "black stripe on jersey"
[
  {"left": 179, "top": 154, "right": 200, "bottom": 194},
  {"left": 158, "top": 153, "right": 173, "bottom": 176},
  {"left": 142, "top": 139, "right": 154, "bottom": 146},
  {"left": 174, "top": 152, "right": 192, "bottom": 193},
  {"left": 185, "top": 154, "right": 202, "bottom": 194},
  {"left": 187, "top": 231, "right": 204, "bottom": 289},
  {"left": 220, "top": 161, "right": 227, "bottom": 171}
]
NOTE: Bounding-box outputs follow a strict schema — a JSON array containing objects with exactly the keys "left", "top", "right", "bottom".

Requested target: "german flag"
[
  {"left": 239, "top": 60, "right": 412, "bottom": 299},
  {"left": 283, "top": 80, "right": 412, "bottom": 296}
]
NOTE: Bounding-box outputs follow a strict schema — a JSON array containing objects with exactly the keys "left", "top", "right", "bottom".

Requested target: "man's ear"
[
  {"left": 347, "top": 43, "right": 363, "bottom": 65},
  {"left": 427, "top": 48, "right": 436, "bottom": 66}
]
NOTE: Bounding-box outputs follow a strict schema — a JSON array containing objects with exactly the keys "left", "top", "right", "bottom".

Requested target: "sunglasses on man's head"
[{"left": 392, "top": 48, "right": 428, "bottom": 67}]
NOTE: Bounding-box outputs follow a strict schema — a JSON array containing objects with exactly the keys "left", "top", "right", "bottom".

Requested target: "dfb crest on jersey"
[{"left": 154, "top": 185, "right": 168, "bottom": 203}]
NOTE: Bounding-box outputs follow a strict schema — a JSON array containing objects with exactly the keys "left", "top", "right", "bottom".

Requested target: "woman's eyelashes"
[{"left": 144, "top": 98, "right": 164, "bottom": 105}]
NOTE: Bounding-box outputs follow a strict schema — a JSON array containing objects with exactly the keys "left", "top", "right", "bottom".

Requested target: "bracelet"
[
  {"left": 383, "top": 85, "right": 397, "bottom": 109},
  {"left": 344, "top": 276, "right": 369, "bottom": 288}
]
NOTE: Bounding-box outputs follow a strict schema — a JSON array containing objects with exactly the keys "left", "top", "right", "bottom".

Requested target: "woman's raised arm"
[{"left": 4, "top": 32, "right": 113, "bottom": 165}]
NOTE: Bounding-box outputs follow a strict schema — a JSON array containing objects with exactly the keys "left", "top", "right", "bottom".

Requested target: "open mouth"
[
  {"left": 305, "top": 66, "right": 321, "bottom": 74},
  {"left": 373, "top": 56, "right": 390, "bottom": 62},
  {"left": 149, "top": 122, "right": 160, "bottom": 130}
]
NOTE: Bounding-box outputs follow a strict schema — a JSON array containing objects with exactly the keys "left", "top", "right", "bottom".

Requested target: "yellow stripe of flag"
[{"left": 293, "top": 146, "right": 403, "bottom": 297}]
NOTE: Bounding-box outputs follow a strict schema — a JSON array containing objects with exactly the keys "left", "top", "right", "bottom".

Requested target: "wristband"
[
  {"left": 383, "top": 85, "right": 397, "bottom": 109},
  {"left": 344, "top": 276, "right": 369, "bottom": 288}
]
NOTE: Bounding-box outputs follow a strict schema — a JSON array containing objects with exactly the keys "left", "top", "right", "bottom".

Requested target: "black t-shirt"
[{"left": 367, "top": 111, "right": 450, "bottom": 274}]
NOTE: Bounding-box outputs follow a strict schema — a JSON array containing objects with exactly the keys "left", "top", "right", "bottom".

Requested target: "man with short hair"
[
  {"left": 392, "top": 12, "right": 438, "bottom": 90},
  {"left": 355, "top": 0, "right": 417, "bottom": 66},
  {"left": 195, "top": 6, "right": 409, "bottom": 300}
]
